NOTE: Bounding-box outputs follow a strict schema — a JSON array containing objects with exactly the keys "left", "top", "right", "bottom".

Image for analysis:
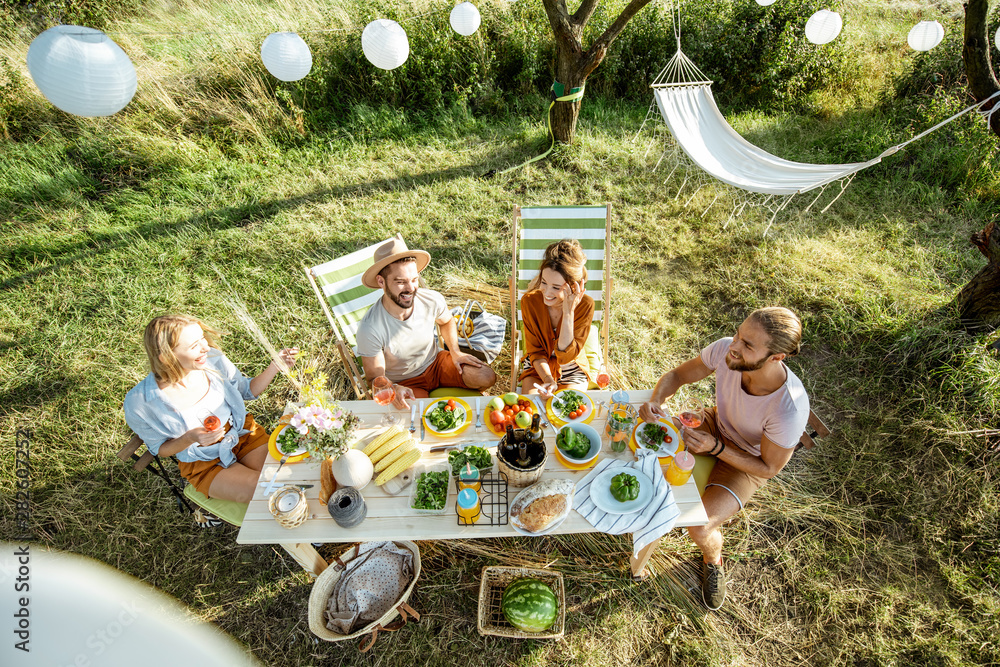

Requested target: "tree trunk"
[
  {"left": 963, "top": 0, "right": 1000, "bottom": 137},
  {"left": 955, "top": 220, "right": 1000, "bottom": 330}
]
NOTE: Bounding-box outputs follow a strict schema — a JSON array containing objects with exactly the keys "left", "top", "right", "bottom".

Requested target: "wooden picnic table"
[{"left": 236, "top": 390, "right": 708, "bottom": 578}]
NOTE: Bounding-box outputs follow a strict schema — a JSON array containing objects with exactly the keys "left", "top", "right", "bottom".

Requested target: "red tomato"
[
  {"left": 446, "top": 405, "right": 454, "bottom": 411},
  {"left": 578, "top": 404, "right": 587, "bottom": 414},
  {"left": 490, "top": 411, "right": 503, "bottom": 425},
  {"left": 665, "top": 435, "right": 673, "bottom": 443},
  {"left": 569, "top": 410, "right": 579, "bottom": 420},
  {"left": 522, "top": 403, "right": 533, "bottom": 415},
  {"left": 447, "top": 399, "right": 456, "bottom": 409}
]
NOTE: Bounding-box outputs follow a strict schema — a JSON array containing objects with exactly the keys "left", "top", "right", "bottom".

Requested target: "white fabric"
[
  {"left": 701, "top": 338, "right": 810, "bottom": 456},
  {"left": 653, "top": 84, "right": 882, "bottom": 195},
  {"left": 572, "top": 449, "right": 680, "bottom": 558}
]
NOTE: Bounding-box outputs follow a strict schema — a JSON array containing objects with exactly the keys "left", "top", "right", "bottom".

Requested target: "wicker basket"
[
  {"left": 308, "top": 541, "right": 422, "bottom": 652},
  {"left": 477, "top": 566, "right": 565, "bottom": 639},
  {"left": 496, "top": 434, "right": 547, "bottom": 487}
]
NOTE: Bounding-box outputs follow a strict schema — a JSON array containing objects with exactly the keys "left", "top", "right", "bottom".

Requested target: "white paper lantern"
[
  {"left": 450, "top": 2, "right": 482, "bottom": 36},
  {"left": 805, "top": 10, "right": 843, "bottom": 45},
  {"left": 260, "top": 32, "right": 312, "bottom": 81},
  {"left": 755, "top": 0, "right": 777, "bottom": 6},
  {"left": 994, "top": 25, "right": 999, "bottom": 51},
  {"left": 362, "top": 19, "right": 409, "bottom": 71},
  {"left": 907, "top": 20, "right": 944, "bottom": 51},
  {"left": 26, "top": 25, "right": 136, "bottom": 117}
]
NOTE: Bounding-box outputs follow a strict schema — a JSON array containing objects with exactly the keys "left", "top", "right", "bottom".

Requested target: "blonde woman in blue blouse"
[{"left": 124, "top": 314, "right": 296, "bottom": 503}]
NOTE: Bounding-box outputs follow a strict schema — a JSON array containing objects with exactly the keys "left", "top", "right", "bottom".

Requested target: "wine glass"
[
  {"left": 196, "top": 409, "right": 223, "bottom": 442},
  {"left": 677, "top": 397, "right": 705, "bottom": 429},
  {"left": 371, "top": 376, "right": 398, "bottom": 426},
  {"left": 596, "top": 370, "right": 610, "bottom": 390}
]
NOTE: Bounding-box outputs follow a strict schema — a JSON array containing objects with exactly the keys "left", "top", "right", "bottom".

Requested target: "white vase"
[{"left": 330, "top": 449, "right": 373, "bottom": 490}]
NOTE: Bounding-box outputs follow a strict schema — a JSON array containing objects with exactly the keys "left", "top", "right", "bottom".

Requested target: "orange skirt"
[{"left": 178, "top": 414, "right": 269, "bottom": 497}]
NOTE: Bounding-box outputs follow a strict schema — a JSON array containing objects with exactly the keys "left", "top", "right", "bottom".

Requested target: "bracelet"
[{"left": 710, "top": 436, "right": 721, "bottom": 456}]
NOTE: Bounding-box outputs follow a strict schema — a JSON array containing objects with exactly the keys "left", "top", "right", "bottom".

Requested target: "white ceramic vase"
[{"left": 330, "top": 449, "right": 373, "bottom": 490}]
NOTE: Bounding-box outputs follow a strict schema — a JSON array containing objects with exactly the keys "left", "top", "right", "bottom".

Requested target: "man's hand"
[
  {"left": 681, "top": 427, "right": 716, "bottom": 455},
  {"left": 638, "top": 401, "right": 669, "bottom": 424},
  {"left": 392, "top": 384, "right": 415, "bottom": 410},
  {"left": 452, "top": 351, "right": 484, "bottom": 374}
]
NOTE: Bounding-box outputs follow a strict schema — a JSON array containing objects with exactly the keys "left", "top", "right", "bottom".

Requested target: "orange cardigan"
[{"left": 518, "top": 290, "right": 595, "bottom": 384}]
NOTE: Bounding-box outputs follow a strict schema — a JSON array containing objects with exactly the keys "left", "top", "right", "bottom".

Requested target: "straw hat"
[{"left": 361, "top": 235, "right": 431, "bottom": 289}]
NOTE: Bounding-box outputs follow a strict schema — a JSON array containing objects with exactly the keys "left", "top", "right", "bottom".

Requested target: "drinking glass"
[
  {"left": 197, "top": 409, "right": 222, "bottom": 440},
  {"left": 372, "top": 376, "right": 399, "bottom": 426},
  {"left": 676, "top": 397, "right": 705, "bottom": 429},
  {"left": 596, "top": 370, "right": 610, "bottom": 390}
]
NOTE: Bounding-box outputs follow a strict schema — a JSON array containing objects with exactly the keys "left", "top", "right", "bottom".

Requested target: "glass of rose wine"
[
  {"left": 371, "top": 376, "right": 398, "bottom": 426},
  {"left": 677, "top": 397, "right": 704, "bottom": 429},
  {"left": 596, "top": 370, "right": 610, "bottom": 390}
]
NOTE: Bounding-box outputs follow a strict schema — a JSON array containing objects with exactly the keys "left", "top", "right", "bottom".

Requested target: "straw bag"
[{"left": 308, "top": 541, "right": 422, "bottom": 652}]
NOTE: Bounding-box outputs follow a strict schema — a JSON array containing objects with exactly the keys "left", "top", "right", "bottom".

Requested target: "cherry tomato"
[
  {"left": 445, "top": 405, "right": 454, "bottom": 411},
  {"left": 447, "top": 399, "right": 456, "bottom": 409},
  {"left": 665, "top": 435, "right": 673, "bottom": 443},
  {"left": 578, "top": 404, "right": 587, "bottom": 414},
  {"left": 569, "top": 410, "right": 579, "bottom": 420},
  {"left": 522, "top": 403, "right": 533, "bottom": 415}
]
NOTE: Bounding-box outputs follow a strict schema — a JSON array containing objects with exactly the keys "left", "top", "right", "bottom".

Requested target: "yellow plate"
[
  {"left": 552, "top": 445, "right": 600, "bottom": 471},
  {"left": 546, "top": 389, "right": 596, "bottom": 427},
  {"left": 630, "top": 419, "right": 685, "bottom": 463},
  {"left": 267, "top": 423, "right": 311, "bottom": 464},
  {"left": 423, "top": 397, "right": 474, "bottom": 438},
  {"left": 484, "top": 395, "right": 536, "bottom": 435}
]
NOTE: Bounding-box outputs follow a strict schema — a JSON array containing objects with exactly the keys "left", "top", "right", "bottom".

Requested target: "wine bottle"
[
  {"left": 504, "top": 424, "right": 516, "bottom": 456},
  {"left": 528, "top": 413, "right": 543, "bottom": 446}
]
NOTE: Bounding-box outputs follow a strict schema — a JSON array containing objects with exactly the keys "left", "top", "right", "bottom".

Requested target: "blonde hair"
[
  {"left": 526, "top": 239, "right": 588, "bottom": 292},
  {"left": 748, "top": 307, "right": 802, "bottom": 357},
  {"left": 143, "top": 314, "right": 221, "bottom": 385}
]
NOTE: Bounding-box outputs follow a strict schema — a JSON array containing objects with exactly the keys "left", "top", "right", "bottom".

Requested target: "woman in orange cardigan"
[{"left": 518, "top": 239, "right": 595, "bottom": 397}]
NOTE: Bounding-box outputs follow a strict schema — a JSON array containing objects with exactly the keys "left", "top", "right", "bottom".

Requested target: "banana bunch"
[{"left": 363, "top": 425, "right": 421, "bottom": 486}]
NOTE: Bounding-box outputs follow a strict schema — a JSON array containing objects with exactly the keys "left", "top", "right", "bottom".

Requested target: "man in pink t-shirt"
[{"left": 640, "top": 307, "right": 810, "bottom": 611}]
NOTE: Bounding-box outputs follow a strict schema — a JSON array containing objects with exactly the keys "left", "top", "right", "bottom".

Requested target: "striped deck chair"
[
  {"left": 509, "top": 205, "right": 612, "bottom": 392},
  {"left": 305, "top": 237, "right": 392, "bottom": 399}
]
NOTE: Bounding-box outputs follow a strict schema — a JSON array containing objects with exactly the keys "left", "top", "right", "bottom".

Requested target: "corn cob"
[
  {"left": 373, "top": 440, "right": 415, "bottom": 473},
  {"left": 375, "top": 449, "right": 421, "bottom": 486},
  {"left": 363, "top": 425, "right": 402, "bottom": 456},
  {"left": 367, "top": 431, "right": 410, "bottom": 464}
]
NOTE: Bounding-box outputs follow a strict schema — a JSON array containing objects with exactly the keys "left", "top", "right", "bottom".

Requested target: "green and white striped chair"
[
  {"left": 306, "top": 235, "right": 480, "bottom": 399},
  {"left": 509, "top": 205, "right": 612, "bottom": 392}
]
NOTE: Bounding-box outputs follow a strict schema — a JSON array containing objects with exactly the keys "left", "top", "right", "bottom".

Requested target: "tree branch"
[
  {"left": 572, "top": 0, "right": 602, "bottom": 27},
  {"left": 541, "top": 0, "right": 582, "bottom": 54},
  {"left": 963, "top": 0, "right": 1000, "bottom": 136},
  {"left": 576, "top": 0, "right": 657, "bottom": 79}
]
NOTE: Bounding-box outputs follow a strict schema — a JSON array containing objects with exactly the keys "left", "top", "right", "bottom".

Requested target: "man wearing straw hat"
[
  {"left": 639, "top": 307, "right": 810, "bottom": 611},
  {"left": 357, "top": 236, "right": 496, "bottom": 408}
]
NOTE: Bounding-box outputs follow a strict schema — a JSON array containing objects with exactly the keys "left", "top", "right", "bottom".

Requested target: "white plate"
[
  {"left": 509, "top": 479, "right": 575, "bottom": 535},
  {"left": 635, "top": 419, "right": 681, "bottom": 457},
  {"left": 423, "top": 399, "right": 468, "bottom": 434},
  {"left": 588, "top": 467, "right": 654, "bottom": 515},
  {"left": 274, "top": 427, "right": 308, "bottom": 457},
  {"left": 549, "top": 389, "right": 594, "bottom": 423}
]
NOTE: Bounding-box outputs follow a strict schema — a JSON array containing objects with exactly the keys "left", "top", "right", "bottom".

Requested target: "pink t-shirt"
[{"left": 701, "top": 338, "right": 810, "bottom": 457}]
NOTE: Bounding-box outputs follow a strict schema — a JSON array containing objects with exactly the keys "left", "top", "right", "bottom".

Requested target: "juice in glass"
[
  {"left": 665, "top": 450, "right": 696, "bottom": 486},
  {"left": 456, "top": 488, "right": 480, "bottom": 525}
]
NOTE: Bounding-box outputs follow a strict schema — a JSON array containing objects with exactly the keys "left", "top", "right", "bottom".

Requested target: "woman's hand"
[
  {"left": 188, "top": 424, "right": 224, "bottom": 447},
  {"left": 535, "top": 381, "right": 558, "bottom": 399},
  {"left": 560, "top": 280, "right": 585, "bottom": 317},
  {"left": 277, "top": 347, "right": 299, "bottom": 369}
]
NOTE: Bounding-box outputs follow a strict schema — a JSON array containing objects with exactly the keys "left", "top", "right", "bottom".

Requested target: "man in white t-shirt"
[
  {"left": 640, "top": 307, "right": 810, "bottom": 611},
  {"left": 356, "top": 236, "right": 496, "bottom": 409}
]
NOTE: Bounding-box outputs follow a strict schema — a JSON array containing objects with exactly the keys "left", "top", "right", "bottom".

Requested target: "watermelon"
[{"left": 501, "top": 578, "right": 558, "bottom": 632}]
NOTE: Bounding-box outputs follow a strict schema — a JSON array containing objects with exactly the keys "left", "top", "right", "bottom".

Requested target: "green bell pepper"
[{"left": 610, "top": 472, "right": 640, "bottom": 502}]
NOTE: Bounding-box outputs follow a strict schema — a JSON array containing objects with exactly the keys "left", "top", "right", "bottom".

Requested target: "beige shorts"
[{"left": 698, "top": 407, "right": 767, "bottom": 510}]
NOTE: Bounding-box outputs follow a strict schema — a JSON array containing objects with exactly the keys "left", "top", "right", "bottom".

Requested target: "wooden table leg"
[
  {"left": 280, "top": 543, "right": 328, "bottom": 577},
  {"left": 630, "top": 538, "right": 660, "bottom": 579}
]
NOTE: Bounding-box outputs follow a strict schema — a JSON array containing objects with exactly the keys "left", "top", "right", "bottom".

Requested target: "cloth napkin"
[
  {"left": 325, "top": 541, "right": 414, "bottom": 634},
  {"left": 573, "top": 449, "right": 681, "bottom": 558}
]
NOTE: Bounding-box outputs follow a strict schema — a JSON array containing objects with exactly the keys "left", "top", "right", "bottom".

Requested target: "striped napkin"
[{"left": 573, "top": 449, "right": 680, "bottom": 558}]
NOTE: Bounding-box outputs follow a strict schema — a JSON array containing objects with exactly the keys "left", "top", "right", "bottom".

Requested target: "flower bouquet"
[{"left": 275, "top": 356, "right": 360, "bottom": 460}]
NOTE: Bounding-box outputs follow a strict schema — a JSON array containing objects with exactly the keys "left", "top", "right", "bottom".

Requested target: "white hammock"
[{"left": 646, "top": 48, "right": 1000, "bottom": 202}]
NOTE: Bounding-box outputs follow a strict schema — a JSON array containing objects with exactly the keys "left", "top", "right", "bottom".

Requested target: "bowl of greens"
[
  {"left": 409, "top": 463, "right": 451, "bottom": 515},
  {"left": 555, "top": 423, "right": 601, "bottom": 467},
  {"left": 423, "top": 398, "right": 469, "bottom": 435}
]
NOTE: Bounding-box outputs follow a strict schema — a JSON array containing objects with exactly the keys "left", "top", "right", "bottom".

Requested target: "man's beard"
[
  {"left": 389, "top": 286, "right": 417, "bottom": 308},
  {"left": 725, "top": 353, "right": 767, "bottom": 372}
]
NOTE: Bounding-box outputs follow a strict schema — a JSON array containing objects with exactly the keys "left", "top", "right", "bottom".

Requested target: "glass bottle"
[{"left": 528, "top": 413, "right": 543, "bottom": 447}]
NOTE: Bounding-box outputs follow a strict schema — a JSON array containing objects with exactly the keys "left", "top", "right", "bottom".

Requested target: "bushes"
[{"left": 0, "top": 0, "right": 144, "bottom": 35}]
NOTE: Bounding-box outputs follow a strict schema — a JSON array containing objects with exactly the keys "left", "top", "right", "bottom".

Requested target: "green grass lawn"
[{"left": 2, "top": 0, "right": 999, "bottom": 665}]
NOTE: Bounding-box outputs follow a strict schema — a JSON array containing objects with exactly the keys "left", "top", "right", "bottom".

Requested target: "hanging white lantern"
[
  {"left": 907, "top": 21, "right": 944, "bottom": 52},
  {"left": 26, "top": 25, "right": 136, "bottom": 117},
  {"left": 362, "top": 19, "right": 409, "bottom": 71},
  {"left": 994, "top": 25, "right": 999, "bottom": 51},
  {"left": 260, "top": 32, "right": 312, "bottom": 82},
  {"left": 805, "top": 10, "right": 843, "bottom": 45},
  {"left": 755, "top": 0, "right": 777, "bottom": 6},
  {"left": 450, "top": 3, "right": 482, "bottom": 36}
]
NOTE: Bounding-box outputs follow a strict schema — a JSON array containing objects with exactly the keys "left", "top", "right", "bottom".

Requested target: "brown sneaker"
[{"left": 702, "top": 561, "right": 727, "bottom": 610}]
